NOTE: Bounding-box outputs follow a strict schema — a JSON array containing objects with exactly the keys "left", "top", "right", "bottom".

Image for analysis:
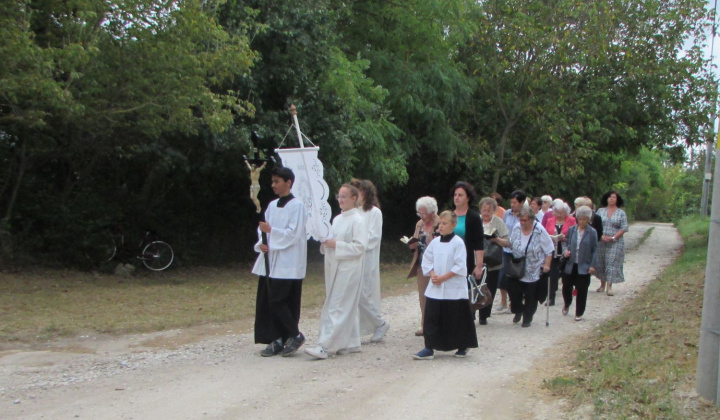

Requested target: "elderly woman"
[
  {"left": 542, "top": 201, "right": 576, "bottom": 306},
  {"left": 573, "top": 196, "right": 603, "bottom": 241},
  {"left": 508, "top": 207, "right": 554, "bottom": 327},
  {"left": 407, "top": 196, "right": 440, "bottom": 336},
  {"left": 596, "top": 191, "right": 629, "bottom": 296},
  {"left": 478, "top": 197, "right": 510, "bottom": 325},
  {"left": 561, "top": 206, "right": 599, "bottom": 321}
]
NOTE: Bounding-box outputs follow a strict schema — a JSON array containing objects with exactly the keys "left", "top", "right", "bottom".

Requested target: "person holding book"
[
  {"left": 405, "top": 196, "right": 440, "bottom": 336},
  {"left": 478, "top": 197, "right": 510, "bottom": 325}
]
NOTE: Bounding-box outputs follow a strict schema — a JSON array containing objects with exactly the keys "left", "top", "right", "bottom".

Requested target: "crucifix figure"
[{"left": 246, "top": 160, "right": 267, "bottom": 213}]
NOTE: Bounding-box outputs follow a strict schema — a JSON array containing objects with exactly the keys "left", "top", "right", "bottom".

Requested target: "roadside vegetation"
[
  {"left": 0, "top": 263, "right": 414, "bottom": 344},
  {"left": 544, "top": 215, "right": 720, "bottom": 419}
]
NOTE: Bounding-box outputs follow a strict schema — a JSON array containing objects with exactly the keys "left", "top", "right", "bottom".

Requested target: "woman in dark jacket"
[
  {"left": 561, "top": 206, "right": 599, "bottom": 321},
  {"left": 451, "top": 182, "right": 484, "bottom": 321}
]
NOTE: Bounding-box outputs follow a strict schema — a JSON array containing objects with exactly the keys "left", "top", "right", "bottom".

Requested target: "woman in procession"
[
  {"left": 450, "top": 182, "right": 484, "bottom": 319},
  {"left": 508, "top": 207, "right": 554, "bottom": 327},
  {"left": 595, "top": 191, "right": 629, "bottom": 296},
  {"left": 353, "top": 179, "right": 390, "bottom": 343},
  {"left": 478, "top": 197, "right": 510, "bottom": 325},
  {"left": 561, "top": 206, "right": 599, "bottom": 321},
  {"left": 412, "top": 211, "right": 478, "bottom": 360},
  {"left": 407, "top": 196, "right": 440, "bottom": 336},
  {"left": 543, "top": 200, "right": 576, "bottom": 306},
  {"left": 305, "top": 184, "right": 367, "bottom": 359}
]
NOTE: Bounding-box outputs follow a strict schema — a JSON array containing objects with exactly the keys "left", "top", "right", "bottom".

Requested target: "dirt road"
[{"left": 0, "top": 222, "right": 682, "bottom": 419}]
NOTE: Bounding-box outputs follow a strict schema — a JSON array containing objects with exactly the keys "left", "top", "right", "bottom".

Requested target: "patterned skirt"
[{"left": 596, "top": 240, "right": 625, "bottom": 284}]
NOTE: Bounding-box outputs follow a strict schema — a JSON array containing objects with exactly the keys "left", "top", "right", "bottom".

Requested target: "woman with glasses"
[
  {"left": 407, "top": 196, "right": 440, "bottom": 336},
  {"left": 508, "top": 207, "right": 554, "bottom": 327}
]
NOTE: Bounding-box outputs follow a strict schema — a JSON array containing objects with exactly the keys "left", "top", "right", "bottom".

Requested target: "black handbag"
[
  {"left": 506, "top": 225, "right": 535, "bottom": 280},
  {"left": 483, "top": 238, "right": 503, "bottom": 267}
]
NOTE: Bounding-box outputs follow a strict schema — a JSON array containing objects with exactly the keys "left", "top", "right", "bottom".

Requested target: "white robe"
[
  {"left": 358, "top": 206, "right": 384, "bottom": 334},
  {"left": 251, "top": 197, "right": 307, "bottom": 279},
  {"left": 421, "top": 235, "right": 468, "bottom": 300},
  {"left": 318, "top": 208, "right": 367, "bottom": 352}
]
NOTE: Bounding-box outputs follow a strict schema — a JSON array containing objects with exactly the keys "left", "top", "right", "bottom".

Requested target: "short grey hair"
[
  {"left": 518, "top": 206, "right": 535, "bottom": 219},
  {"left": 416, "top": 196, "right": 438, "bottom": 214},
  {"left": 541, "top": 195, "right": 553, "bottom": 204},
  {"left": 552, "top": 200, "right": 567, "bottom": 213},
  {"left": 574, "top": 196, "right": 591, "bottom": 208},
  {"left": 478, "top": 197, "right": 497, "bottom": 211},
  {"left": 575, "top": 205, "right": 593, "bottom": 220}
]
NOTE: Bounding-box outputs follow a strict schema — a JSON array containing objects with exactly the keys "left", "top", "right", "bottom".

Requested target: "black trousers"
[
  {"left": 548, "top": 257, "right": 561, "bottom": 303},
  {"left": 479, "top": 269, "right": 500, "bottom": 320},
  {"left": 508, "top": 278, "right": 539, "bottom": 323},
  {"left": 254, "top": 277, "right": 303, "bottom": 344},
  {"left": 562, "top": 264, "right": 591, "bottom": 316}
]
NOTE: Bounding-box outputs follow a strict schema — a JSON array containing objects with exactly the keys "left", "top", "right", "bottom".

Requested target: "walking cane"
[{"left": 546, "top": 270, "right": 550, "bottom": 327}]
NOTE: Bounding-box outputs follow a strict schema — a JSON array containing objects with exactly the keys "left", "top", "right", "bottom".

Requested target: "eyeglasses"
[{"left": 417, "top": 212, "right": 428, "bottom": 217}]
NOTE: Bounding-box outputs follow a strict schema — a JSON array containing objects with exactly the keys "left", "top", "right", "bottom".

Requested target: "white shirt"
[
  {"left": 421, "top": 234, "right": 468, "bottom": 300},
  {"left": 251, "top": 197, "right": 308, "bottom": 279}
]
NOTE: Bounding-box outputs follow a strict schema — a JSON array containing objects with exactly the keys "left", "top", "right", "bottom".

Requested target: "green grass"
[
  {"left": 544, "top": 215, "right": 719, "bottom": 419},
  {"left": 0, "top": 262, "right": 416, "bottom": 343}
]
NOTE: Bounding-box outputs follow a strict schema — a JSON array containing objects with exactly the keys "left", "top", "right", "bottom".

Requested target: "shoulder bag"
[{"left": 506, "top": 224, "right": 535, "bottom": 280}]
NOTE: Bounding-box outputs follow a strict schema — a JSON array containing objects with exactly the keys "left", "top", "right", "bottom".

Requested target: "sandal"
[{"left": 596, "top": 285, "right": 605, "bottom": 293}]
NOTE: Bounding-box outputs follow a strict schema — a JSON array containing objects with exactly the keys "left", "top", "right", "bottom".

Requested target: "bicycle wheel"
[
  {"left": 141, "top": 241, "right": 174, "bottom": 271},
  {"left": 84, "top": 234, "right": 117, "bottom": 263}
]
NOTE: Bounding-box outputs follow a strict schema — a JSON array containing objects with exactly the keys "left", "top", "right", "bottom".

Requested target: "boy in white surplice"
[
  {"left": 412, "top": 211, "right": 478, "bottom": 360},
  {"left": 252, "top": 167, "right": 308, "bottom": 357}
]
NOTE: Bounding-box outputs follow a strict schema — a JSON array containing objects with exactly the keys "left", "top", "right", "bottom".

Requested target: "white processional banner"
[{"left": 276, "top": 147, "right": 332, "bottom": 241}]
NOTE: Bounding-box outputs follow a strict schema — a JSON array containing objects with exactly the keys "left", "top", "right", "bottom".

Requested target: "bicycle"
[{"left": 84, "top": 227, "right": 175, "bottom": 271}]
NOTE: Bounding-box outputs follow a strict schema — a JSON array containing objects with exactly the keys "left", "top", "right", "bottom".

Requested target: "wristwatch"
[{"left": 612, "top": 236, "right": 617, "bottom": 242}]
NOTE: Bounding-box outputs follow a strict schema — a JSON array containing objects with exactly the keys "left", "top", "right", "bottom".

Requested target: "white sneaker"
[
  {"left": 304, "top": 346, "right": 328, "bottom": 360},
  {"left": 371, "top": 321, "right": 390, "bottom": 342},
  {"left": 336, "top": 346, "right": 361, "bottom": 355}
]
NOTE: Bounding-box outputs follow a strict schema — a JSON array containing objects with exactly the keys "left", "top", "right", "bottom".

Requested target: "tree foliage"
[{"left": 0, "top": 0, "right": 714, "bottom": 267}]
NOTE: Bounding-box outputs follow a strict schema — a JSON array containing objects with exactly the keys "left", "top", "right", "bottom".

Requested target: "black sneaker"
[
  {"left": 522, "top": 321, "right": 532, "bottom": 328},
  {"left": 513, "top": 313, "right": 522, "bottom": 324},
  {"left": 260, "top": 339, "right": 283, "bottom": 357},
  {"left": 280, "top": 333, "right": 305, "bottom": 357}
]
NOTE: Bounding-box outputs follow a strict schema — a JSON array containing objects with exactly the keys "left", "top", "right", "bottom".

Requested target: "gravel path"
[{"left": 0, "top": 222, "right": 682, "bottom": 420}]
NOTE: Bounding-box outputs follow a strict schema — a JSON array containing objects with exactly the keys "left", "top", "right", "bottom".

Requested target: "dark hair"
[
  {"left": 531, "top": 197, "right": 542, "bottom": 207},
  {"left": 508, "top": 189, "right": 526, "bottom": 203},
  {"left": 272, "top": 167, "right": 295, "bottom": 186},
  {"left": 451, "top": 181, "right": 477, "bottom": 205},
  {"left": 490, "top": 192, "right": 503, "bottom": 207},
  {"left": 600, "top": 190, "right": 625, "bottom": 208},
  {"left": 358, "top": 179, "right": 380, "bottom": 211}
]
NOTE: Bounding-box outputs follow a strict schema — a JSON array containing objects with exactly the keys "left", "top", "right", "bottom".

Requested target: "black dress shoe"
[
  {"left": 522, "top": 321, "right": 532, "bottom": 328},
  {"left": 513, "top": 313, "right": 522, "bottom": 324},
  {"left": 479, "top": 317, "right": 488, "bottom": 325}
]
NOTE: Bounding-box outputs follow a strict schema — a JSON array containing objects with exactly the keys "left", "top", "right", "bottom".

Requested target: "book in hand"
[
  {"left": 483, "top": 227, "right": 497, "bottom": 238},
  {"left": 400, "top": 236, "right": 419, "bottom": 245}
]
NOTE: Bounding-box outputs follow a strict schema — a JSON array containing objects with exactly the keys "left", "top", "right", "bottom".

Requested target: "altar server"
[
  {"left": 252, "top": 167, "right": 308, "bottom": 357},
  {"left": 351, "top": 179, "right": 390, "bottom": 342},
  {"left": 305, "top": 184, "right": 367, "bottom": 359},
  {"left": 412, "top": 211, "right": 478, "bottom": 360}
]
